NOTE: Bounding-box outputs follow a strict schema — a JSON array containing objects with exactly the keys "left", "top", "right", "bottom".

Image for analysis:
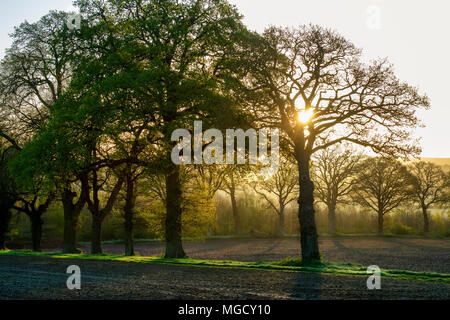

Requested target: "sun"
[{"left": 297, "top": 109, "right": 315, "bottom": 124}]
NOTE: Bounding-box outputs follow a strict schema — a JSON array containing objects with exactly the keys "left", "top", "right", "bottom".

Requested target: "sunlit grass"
[{"left": 0, "top": 250, "right": 448, "bottom": 284}]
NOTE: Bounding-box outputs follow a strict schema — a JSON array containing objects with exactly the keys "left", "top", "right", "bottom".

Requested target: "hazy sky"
[{"left": 1, "top": 0, "right": 448, "bottom": 157}]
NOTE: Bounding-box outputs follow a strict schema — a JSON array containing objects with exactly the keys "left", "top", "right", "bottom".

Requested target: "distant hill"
[{"left": 421, "top": 158, "right": 450, "bottom": 172}]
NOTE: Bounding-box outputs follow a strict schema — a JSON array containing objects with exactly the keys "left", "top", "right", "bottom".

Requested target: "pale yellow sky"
[
  {"left": 228, "top": 0, "right": 450, "bottom": 158},
  {"left": 1, "top": 0, "right": 448, "bottom": 157}
]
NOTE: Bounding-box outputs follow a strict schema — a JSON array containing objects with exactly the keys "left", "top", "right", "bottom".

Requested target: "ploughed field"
[
  {"left": 0, "top": 255, "right": 449, "bottom": 300},
  {"left": 1, "top": 237, "right": 449, "bottom": 300},
  {"left": 75, "top": 237, "right": 450, "bottom": 274}
]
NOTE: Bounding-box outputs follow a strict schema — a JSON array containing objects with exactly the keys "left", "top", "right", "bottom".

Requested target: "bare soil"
[
  {"left": 0, "top": 255, "right": 448, "bottom": 300},
  {"left": 2, "top": 237, "right": 448, "bottom": 300}
]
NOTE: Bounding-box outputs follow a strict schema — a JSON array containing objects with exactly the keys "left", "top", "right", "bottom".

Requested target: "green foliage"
[
  {"left": 429, "top": 210, "right": 450, "bottom": 237},
  {"left": 76, "top": 205, "right": 164, "bottom": 242},
  {"left": 182, "top": 187, "right": 216, "bottom": 239},
  {"left": 7, "top": 195, "right": 449, "bottom": 245},
  {"left": 391, "top": 223, "right": 413, "bottom": 235},
  {"left": 1, "top": 1, "right": 448, "bottom": 257}
]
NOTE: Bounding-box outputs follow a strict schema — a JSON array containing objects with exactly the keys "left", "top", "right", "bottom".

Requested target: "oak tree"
[
  {"left": 228, "top": 25, "right": 429, "bottom": 260},
  {"left": 352, "top": 157, "right": 412, "bottom": 235},
  {"left": 311, "top": 145, "right": 362, "bottom": 234},
  {"left": 253, "top": 159, "right": 298, "bottom": 236},
  {"left": 408, "top": 161, "right": 449, "bottom": 234}
]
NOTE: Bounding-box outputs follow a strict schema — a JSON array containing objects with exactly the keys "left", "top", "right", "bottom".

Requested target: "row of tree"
[
  {"left": 311, "top": 149, "right": 449, "bottom": 235},
  {"left": 0, "top": 0, "right": 431, "bottom": 262},
  {"left": 221, "top": 148, "right": 449, "bottom": 238}
]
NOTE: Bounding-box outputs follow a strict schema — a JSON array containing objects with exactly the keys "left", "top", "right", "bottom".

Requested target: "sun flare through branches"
[{"left": 297, "top": 109, "right": 315, "bottom": 124}]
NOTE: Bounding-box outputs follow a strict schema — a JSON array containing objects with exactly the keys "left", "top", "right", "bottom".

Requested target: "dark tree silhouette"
[
  {"left": 80, "top": 167, "right": 125, "bottom": 254},
  {"left": 61, "top": 187, "right": 86, "bottom": 254},
  {"left": 222, "top": 173, "right": 241, "bottom": 236},
  {"left": 86, "top": 0, "right": 247, "bottom": 258},
  {"left": 117, "top": 128, "right": 150, "bottom": 256},
  {"left": 408, "top": 161, "right": 449, "bottom": 234},
  {"left": 13, "top": 191, "right": 55, "bottom": 252},
  {"left": 352, "top": 157, "right": 412, "bottom": 235},
  {"left": 0, "top": 145, "right": 18, "bottom": 250},
  {"left": 253, "top": 159, "right": 298, "bottom": 236},
  {"left": 220, "top": 167, "right": 250, "bottom": 236},
  {"left": 0, "top": 11, "right": 84, "bottom": 253},
  {"left": 122, "top": 165, "right": 140, "bottom": 256},
  {"left": 311, "top": 145, "right": 362, "bottom": 234},
  {"left": 228, "top": 25, "right": 429, "bottom": 261}
]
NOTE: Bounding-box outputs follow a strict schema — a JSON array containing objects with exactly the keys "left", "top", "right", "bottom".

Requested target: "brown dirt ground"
[
  {"left": 0, "top": 255, "right": 448, "bottom": 300},
  {"left": 71, "top": 236, "right": 450, "bottom": 273}
]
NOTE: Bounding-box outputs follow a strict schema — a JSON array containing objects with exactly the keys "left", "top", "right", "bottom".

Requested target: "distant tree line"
[{"left": 311, "top": 146, "right": 449, "bottom": 235}]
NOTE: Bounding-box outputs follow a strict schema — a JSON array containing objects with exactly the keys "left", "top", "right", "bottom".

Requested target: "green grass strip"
[{"left": 1, "top": 250, "right": 449, "bottom": 284}]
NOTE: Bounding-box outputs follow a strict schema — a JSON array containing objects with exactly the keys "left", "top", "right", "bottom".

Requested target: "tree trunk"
[
  {"left": 91, "top": 215, "right": 104, "bottom": 254},
  {"left": 377, "top": 211, "right": 384, "bottom": 235},
  {"left": 230, "top": 188, "right": 241, "bottom": 236},
  {"left": 165, "top": 163, "right": 186, "bottom": 258},
  {"left": 297, "top": 156, "right": 320, "bottom": 262},
  {"left": 0, "top": 233, "right": 5, "bottom": 250},
  {"left": 124, "top": 172, "right": 136, "bottom": 257},
  {"left": 279, "top": 206, "right": 285, "bottom": 237},
  {"left": 327, "top": 204, "right": 336, "bottom": 235},
  {"left": 124, "top": 217, "right": 134, "bottom": 257},
  {"left": 422, "top": 205, "right": 430, "bottom": 234},
  {"left": 30, "top": 214, "right": 43, "bottom": 252},
  {"left": 0, "top": 205, "right": 12, "bottom": 250},
  {"left": 81, "top": 168, "right": 124, "bottom": 255},
  {"left": 61, "top": 190, "right": 84, "bottom": 254},
  {"left": 63, "top": 211, "right": 79, "bottom": 254}
]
